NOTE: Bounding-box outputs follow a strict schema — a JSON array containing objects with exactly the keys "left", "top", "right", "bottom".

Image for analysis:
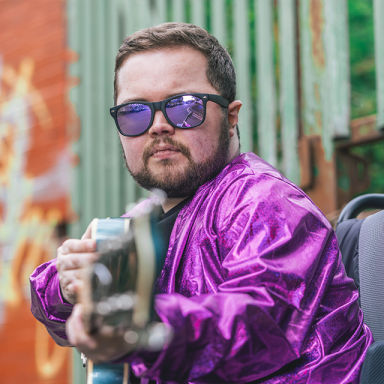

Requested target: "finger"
[
  {"left": 73, "top": 279, "right": 85, "bottom": 294},
  {"left": 67, "top": 304, "right": 97, "bottom": 349},
  {"left": 61, "top": 239, "right": 96, "bottom": 255},
  {"left": 57, "top": 252, "right": 99, "bottom": 271},
  {"left": 81, "top": 220, "right": 95, "bottom": 240},
  {"left": 59, "top": 269, "right": 82, "bottom": 286},
  {"left": 61, "top": 283, "right": 77, "bottom": 305}
]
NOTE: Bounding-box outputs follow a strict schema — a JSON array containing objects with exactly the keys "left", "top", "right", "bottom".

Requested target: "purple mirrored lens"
[
  {"left": 117, "top": 104, "right": 152, "bottom": 136},
  {"left": 166, "top": 95, "right": 204, "bottom": 128}
]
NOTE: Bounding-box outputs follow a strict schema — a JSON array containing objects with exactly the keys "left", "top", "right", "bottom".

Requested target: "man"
[{"left": 31, "top": 23, "right": 372, "bottom": 383}]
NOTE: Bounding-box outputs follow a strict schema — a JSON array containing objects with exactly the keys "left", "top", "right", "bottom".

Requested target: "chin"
[{"left": 150, "top": 158, "right": 187, "bottom": 173}]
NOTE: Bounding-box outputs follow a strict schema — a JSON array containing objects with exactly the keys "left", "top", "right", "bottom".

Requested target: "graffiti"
[{"left": 0, "top": 57, "right": 71, "bottom": 379}]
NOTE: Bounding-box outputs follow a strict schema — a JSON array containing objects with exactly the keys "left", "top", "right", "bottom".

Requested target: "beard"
[{"left": 122, "top": 116, "right": 231, "bottom": 198}]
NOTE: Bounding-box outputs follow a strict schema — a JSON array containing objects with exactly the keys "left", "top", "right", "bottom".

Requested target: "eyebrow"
[{"left": 119, "top": 91, "right": 199, "bottom": 105}]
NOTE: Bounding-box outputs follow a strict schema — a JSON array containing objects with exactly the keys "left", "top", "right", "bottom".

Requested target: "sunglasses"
[{"left": 110, "top": 93, "right": 229, "bottom": 137}]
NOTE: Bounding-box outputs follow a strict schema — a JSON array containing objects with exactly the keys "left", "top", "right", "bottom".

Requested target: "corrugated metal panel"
[
  {"left": 67, "top": 0, "right": 363, "bottom": 381},
  {"left": 278, "top": 0, "right": 299, "bottom": 184},
  {"left": 299, "top": 0, "right": 350, "bottom": 161},
  {"left": 373, "top": 0, "right": 384, "bottom": 130},
  {"left": 256, "top": 0, "right": 276, "bottom": 167}
]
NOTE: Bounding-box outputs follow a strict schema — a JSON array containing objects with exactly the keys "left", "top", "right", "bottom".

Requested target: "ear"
[{"left": 227, "top": 100, "right": 242, "bottom": 137}]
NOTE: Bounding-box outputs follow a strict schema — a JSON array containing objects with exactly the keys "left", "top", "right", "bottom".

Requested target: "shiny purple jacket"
[{"left": 30, "top": 152, "right": 372, "bottom": 383}]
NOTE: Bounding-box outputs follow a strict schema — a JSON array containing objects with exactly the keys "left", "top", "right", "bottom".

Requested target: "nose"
[{"left": 148, "top": 110, "right": 175, "bottom": 137}]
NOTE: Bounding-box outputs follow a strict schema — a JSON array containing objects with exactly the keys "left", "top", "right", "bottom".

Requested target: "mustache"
[{"left": 143, "top": 136, "right": 192, "bottom": 165}]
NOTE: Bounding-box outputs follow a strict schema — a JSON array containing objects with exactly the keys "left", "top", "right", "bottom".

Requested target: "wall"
[{"left": 0, "top": 0, "right": 74, "bottom": 382}]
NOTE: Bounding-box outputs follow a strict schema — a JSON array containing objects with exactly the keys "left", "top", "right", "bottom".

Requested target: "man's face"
[{"left": 116, "top": 47, "right": 231, "bottom": 198}]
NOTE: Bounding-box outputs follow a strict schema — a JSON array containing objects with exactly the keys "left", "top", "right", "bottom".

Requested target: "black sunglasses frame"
[{"left": 110, "top": 93, "right": 229, "bottom": 137}]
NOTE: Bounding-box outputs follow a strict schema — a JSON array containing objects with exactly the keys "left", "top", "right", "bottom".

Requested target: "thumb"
[{"left": 81, "top": 220, "right": 95, "bottom": 240}]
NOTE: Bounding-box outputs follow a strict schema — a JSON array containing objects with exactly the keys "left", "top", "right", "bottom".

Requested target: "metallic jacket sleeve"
[
  {"left": 123, "top": 168, "right": 371, "bottom": 383},
  {"left": 30, "top": 259, "right": 73, "bottom": 346}
]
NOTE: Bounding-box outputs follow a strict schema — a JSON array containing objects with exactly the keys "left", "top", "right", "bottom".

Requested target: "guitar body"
[
  {"left": 87, "top": 360, "right": 128, "bottom": 384},
  {"left": 86, "top": 218, "right": 131, "bottom": 384},
  {"left": 81, "top": 206, "right": 168, "bottom": 384}
]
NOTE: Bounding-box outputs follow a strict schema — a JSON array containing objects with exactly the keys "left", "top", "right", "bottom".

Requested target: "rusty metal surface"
[
  {"left": 336, "top": 115, "right": 384, "bottom": 149},
  {"left": 298, "top": 135, "right": 313, "bottom": 190},
  {"left": 303, "top": 135, "right": 338, "bottom": 214}
]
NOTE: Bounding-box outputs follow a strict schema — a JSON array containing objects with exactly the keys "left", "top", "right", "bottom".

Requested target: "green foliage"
[
  {"left": 348, "top": 0, "right": 384, "bottom": 195},
  {"left": 348, "top": 0, "right": 376, "bottom": 118},
  {"left": 351, "top": 141, "right": 384, "bottom": 194}
]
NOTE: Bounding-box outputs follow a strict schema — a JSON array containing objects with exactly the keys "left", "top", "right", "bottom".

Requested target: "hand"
[
  {"left": 56, "top": 222, "right": 98, "bottom": 305},
  {"left": 66, "top": 304, "right": 135, "bottom": 363}
]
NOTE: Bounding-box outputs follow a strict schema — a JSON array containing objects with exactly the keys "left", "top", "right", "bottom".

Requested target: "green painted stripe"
[
  {"left": 323, "top": 0, "right": 350, "bottom": 138},
  {"left": 109, "top": 3, "right": 123, "bottom": 217},
  {"left": 72, "top": 349, "right": 86, "bottom": 384},
  {"left": 278, "top": 0, "right": 299, "bottom": 184},
  {"left": 153, "top": 0, "right": 168, "bottom": 26},
  {"left": 374, "top": 0, "right": 384, "bottom": 129},
  {"left": 82, "top": 0, "right": 95, "bottom": 225},
  {"left": 138, "top": 0, "right": 153, "bottom": 29},
  {"left": 172, "top": 0, "right": 185, "bottom": 22},
  {"left": 211, "top": 0, "right": 226, "bottom": 46},
  {"left": 191, "top": 0, "right": 205, "bottom": 28},
  {"left": 256, "top": 0, "right": 276, "bottom": 166},
  {"left": 67, "top": 0, "right": 82, "bottom": 239},
  {"left": 96, "top": 0, "right": 107, "bottom": 218},
  {"left": 234, "top": 0, "right": 252, "bottom": 153},
  {"left": 299, "top": 0, "right": 318, "bottom": 137},
  {"left": 299, "top": 0, "right": 345, "bottom": 160}
]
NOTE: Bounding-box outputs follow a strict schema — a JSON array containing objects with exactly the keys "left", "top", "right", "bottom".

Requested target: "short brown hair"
[{"left": 114, "top": 22, "right": 236, "bottom": 106}]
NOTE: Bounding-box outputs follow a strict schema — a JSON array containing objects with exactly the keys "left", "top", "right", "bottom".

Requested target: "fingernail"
[{"left": 62, "top": 246, "right": 69, "bottom": 254}]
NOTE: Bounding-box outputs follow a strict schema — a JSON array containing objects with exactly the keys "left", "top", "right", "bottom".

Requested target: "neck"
[{"left": 161, "top": 197, "right": 188, "bottom": 213}]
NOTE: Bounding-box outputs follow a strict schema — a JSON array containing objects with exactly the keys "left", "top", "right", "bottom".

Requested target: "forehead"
[{"left": 116, "top": 47, "right": 216, "bottom": 104}]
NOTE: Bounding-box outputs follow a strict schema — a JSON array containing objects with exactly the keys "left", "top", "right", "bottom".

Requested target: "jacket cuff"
[{"left": 30, "top": 259, "right": 73, "bottom": 323}]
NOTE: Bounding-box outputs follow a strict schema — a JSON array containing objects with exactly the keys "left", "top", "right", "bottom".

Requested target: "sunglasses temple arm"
[{"left": 208, "top": 94, "right": 229, "bottom": 108}]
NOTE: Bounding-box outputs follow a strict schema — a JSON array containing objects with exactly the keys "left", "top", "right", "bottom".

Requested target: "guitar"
[{"left": 79, "top": 203, "right": 170, "bottom": 384}]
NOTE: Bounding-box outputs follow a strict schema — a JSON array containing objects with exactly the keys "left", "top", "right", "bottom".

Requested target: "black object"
[
  {"left": 110, "top": 93, "right": 229, "bottom": 137},
  {"left": 337, "top": 193, "right": 384, "bottom": 224},
  {"left": 336, "top": 218, "right": 363, "bottom": 293},
  {"left": 360, "top": 341, "right": 384, "bottom": 384},
  {"left": 336, "top": 193, "right": 384, "bottom": 384}
]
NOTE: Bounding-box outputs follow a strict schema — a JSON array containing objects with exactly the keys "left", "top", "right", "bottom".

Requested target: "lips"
[{"left": 150, "top": 145, "right": 180, "bottom": 156}]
